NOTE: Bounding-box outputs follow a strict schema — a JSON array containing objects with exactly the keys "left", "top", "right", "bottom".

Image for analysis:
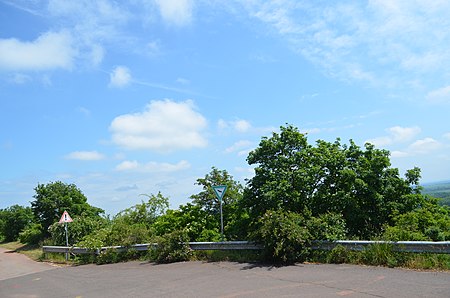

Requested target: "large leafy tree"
[
  {"left": 243, "top": 125, "right": 423, "bottom": 238},
  {"left": 0, "top": 205, "right": 34, "bottom": 242},
  {"left": 31, "top": 181, "right": 104, "bottom": 236}
]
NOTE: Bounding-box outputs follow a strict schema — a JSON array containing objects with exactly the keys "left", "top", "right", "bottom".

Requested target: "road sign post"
[
  {"left": 212, "top": 185, "right": 227, "bottom": 239},
  {"left": 59, "top": 211, "right": 73, "bottom": 261}
]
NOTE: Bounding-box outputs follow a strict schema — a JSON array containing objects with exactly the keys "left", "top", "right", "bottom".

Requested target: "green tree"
[
  {"left": 114, "top": 192, "right": 169, "bottom": 227},
  {"left": 0, "top": 205, "right": 34, "bottom": 242},
  {"left": 243, "top": 125, "right": 422, "bottom": 238},
  {"left": 31, "top": 181, "right": 104, "bottom": 237},
  {"left": 383, "top": 196, "right": 450, "bottom": 241},
  {"left": 190, "top": 167, "right": 246, "bottom": 239},
  {"left": 153, "top": 203, "right": 221, "bottom": 242}
]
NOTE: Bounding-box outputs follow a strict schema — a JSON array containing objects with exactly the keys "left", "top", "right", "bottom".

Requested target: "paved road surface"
[
  {"left": 1, "top": 251, "right": 450, "bottom": 297},
  {"left": 0, "top": 247, "right": 55, "bottom": 281}
]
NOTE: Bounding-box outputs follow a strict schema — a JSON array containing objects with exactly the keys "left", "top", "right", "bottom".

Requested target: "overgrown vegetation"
[{"left": 2, "top": 124, "right": 450, "bottom": 269}]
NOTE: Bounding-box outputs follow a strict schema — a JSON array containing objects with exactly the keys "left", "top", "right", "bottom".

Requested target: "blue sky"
[{"left": 1, "top": 0, "right": 450, "bottom": 215}]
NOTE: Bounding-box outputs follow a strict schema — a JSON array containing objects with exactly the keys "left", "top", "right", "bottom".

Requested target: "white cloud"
[
  {"left": 154, "top": 0, "right": 193, "bottom": 26},
  {"left": 443, "top": 132, "right": 450, "bottom": 140},
  {"left": 109, "top": 66, "right": 132, "bottom": 88},
  {"left": 110, "top": 99, "right": 208, "bottom": 152},
  {"left": 65, "top": 151, "right": 105, "bottom": 161},
  {"left": 0, "top": 31, "right": 76, "bottom": 71},
  {"left": 391, "top": 150, "right": 410, "bottom": 158},
  {"left": 218, "top": 119, "right": 252, "bottom": 133},
  {"left": 367, "top": 126, "right": 421, "bottom": 147},
  {"left": 426, "top": 86, "right": 450, "bottom": 104},
  {"left": 116, "top": 160, "right": 190, "bottom": 173},
  {"left": 408, "top": 138, "right": 443, "bottom": 154},
  {"left": 225, "top": 140, "right": 252, "bottom": 154},
  {"left": 115, "top": 160, "right": 139, "bottom": 171},
  {"left": 234, "top": 120, "right": 252, "bottom": 133}
]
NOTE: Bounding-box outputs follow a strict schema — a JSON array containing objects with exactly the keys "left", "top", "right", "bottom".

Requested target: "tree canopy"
[
  {"left": 31, "top": 181, "right": 104, "bottom": 236},
  {"left": 243, "top": 125, "right": 423, "bottom": 238}
]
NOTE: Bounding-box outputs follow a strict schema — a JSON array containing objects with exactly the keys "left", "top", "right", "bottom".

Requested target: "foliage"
[
  {"left": 114, "top": 192, "right": 169, "bottom": 227},
  {"left": 151, "top": 229, "right": 191, "bottom": 263},
  {"left": 77, "top": 228, "right": 110, "bottom": 250},
  {"left": 190, "top": 167, "right": 245, "bottom": 239},
  {"left": 0, "top": 205, "right": 34, "bottom": 242},
  {"left": 94, "top": 248, "right": 144, "bottom": 265},
  {"left": 18, "top": 223, "right": 43, "bottom": 245},
  {"left": 48, "top": 215, "right": 108, "bottom": 246},
  {"left": 106, "top": 221, "right": 152, "bottom": 247},
  {"left": 361, "top": 243, "right": 399, "bottom": 267},
  {"left": 307, "top": 212, "right": 347, "bottom": 241},
  {"left": 326, "top": 245, "right": 351, "bottom": 264},
  {"left": 153, "top": 203, "right": 220, "bottom": 242},
  {"left": 253, "top": 210, "right": 312, "bottom": 264},
  {"left": 243, "top": 124, "right": 423, "bottom": 239},
  {"left": 31, "top": 181, "right": 104, "bottom": 237},
  {"left": 383, "top": 197, "right": 450, "bottom": 241}
]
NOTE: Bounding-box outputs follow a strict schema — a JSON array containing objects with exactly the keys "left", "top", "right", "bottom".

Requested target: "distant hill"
[{"left": 422, "top": 181, "right": 450, "bottom": 206}]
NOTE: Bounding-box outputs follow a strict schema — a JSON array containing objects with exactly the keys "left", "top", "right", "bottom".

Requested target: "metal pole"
[
  {"left": 65, "top": 222, "right": 69, "bottom": 261},
  {"left": 220, "top": 199, "right": 224, "bottom": 239}
]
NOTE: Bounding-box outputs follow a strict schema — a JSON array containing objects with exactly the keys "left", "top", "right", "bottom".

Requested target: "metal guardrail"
[{"left": 42, "top": 240, "right": 450, "bottom": 255}]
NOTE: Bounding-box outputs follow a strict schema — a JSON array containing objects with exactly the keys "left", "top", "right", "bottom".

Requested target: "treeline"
[
  {"left": 2, "top": 125, "right": 450, "bottom": 264},
  {"left": 423, "top": 182, "right": 450, "bottom": 206}
]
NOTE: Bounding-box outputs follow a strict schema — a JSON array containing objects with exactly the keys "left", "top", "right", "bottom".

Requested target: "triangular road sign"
[
  {"left": 212, "top": 185, "right": 227, "bottom": 202},
  {"left": 59, "top": 210, "right": 73, "bottom": 223}
]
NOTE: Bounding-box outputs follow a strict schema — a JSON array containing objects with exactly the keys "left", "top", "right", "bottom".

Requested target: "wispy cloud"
[
  {"left": 225, "top": 140, "right": 253, "bottom": 156},
  {"left": 109, "top": 66, "right": 132, "bottom": 88},
  {"left": 65, "top": 151, "right": 105, "bottom": 161},
  {"left": 408, "top": 137, "right": 443, "bottom": 154},
  {"left": 239, "top": 1, "right": 450, "bottom": 92},
  {"left": 366, "top": 126, "right": 421, "bottom": 147},
  {"left": 218, "top": 119, "right": 252, "bottom": 133},
  {"left": 154, "top": 0, "right": 194, "bottom": 26},
  {"left": 390, "top": 137, "right": 443, "bottom": 158},
  {"left": 426, "top": 86, "right": 450, "bottom": 104},
  {"left": 115, "top": 160, "right": 190, "bottom": 173}
]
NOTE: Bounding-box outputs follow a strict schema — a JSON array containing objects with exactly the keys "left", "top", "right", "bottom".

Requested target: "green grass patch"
[
  {"left": 309, "top": 244, "right": 450, "bottom": 270},
  {"left": 0, "top": 241, "right": 43, "bottom": 261}
]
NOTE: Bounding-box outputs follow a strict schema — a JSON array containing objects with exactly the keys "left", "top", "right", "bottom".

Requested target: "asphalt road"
[
  {"left": 0, "top": 247, "right": 55, "bottom": 281},
  {"left": 1, "top": 249, "right": 450, "bottom": 297}
]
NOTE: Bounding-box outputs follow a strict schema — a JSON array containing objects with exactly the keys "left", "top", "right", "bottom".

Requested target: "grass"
[
  {"left": 0, "top": 241, "right": 43, "bottom": 261},
  {"left": 310, "top": 244, "right": 450, "bottom": 271}
]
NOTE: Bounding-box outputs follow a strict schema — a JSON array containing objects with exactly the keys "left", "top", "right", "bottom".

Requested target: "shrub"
[
  {"left": 253, "top": 210, "right": 312, "bottom": 264},
  {"left": 152, "top": 229, "right": 191, "bottom": 263},
  {"left": 48, "top": 216, "right": 107, "bottom": 246},
  {"left": 19, "top": 223, "right": 43, "bottom": 245},
  {"left": 326, "top": 244, "right": 350, "bottom": 264}
]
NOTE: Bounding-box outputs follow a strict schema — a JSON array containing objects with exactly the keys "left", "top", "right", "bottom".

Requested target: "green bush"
[
  {"left": 19, "top": 223, "right": 43, "bottom": 245},
  {"left": 253, "top": 210, "right": 312, "bottom": 264},
  {"left": 48, "top": 216, "right": 107, "bottom": 246},
  {"left": 326, "top": 244, "right": 350, "bottom": 264},
  {"left": 151, "top": 229, "right": 191, "bottom": 263}
]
